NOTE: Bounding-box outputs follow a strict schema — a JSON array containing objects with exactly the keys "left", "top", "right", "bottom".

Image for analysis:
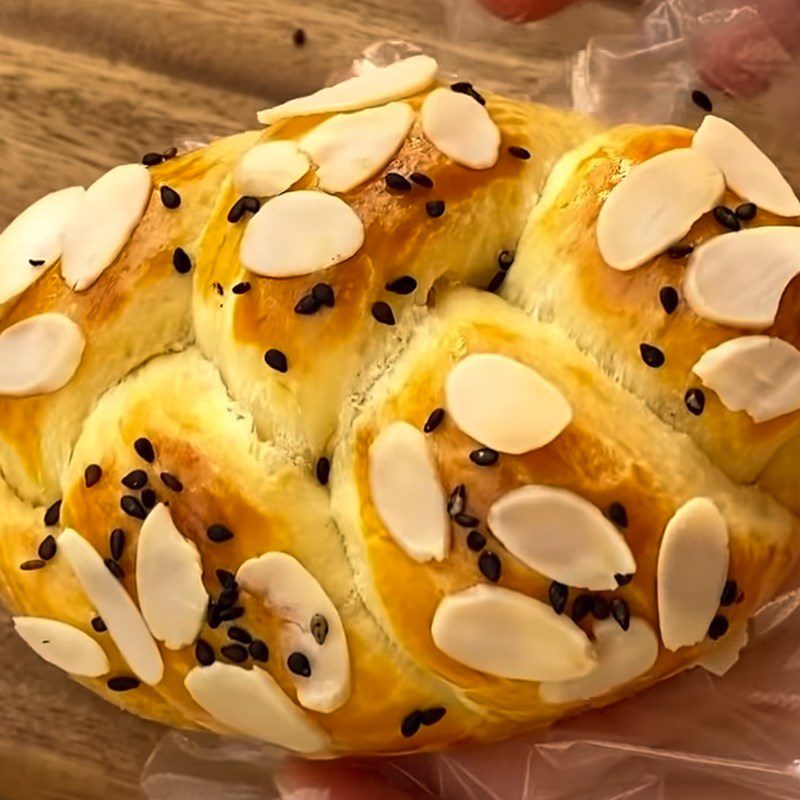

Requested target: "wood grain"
[{"left": 0, "top": 1, "right": 632, "bottom": 798}]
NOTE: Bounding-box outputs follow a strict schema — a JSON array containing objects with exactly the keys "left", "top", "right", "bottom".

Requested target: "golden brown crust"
[{"left": 504, "top": 124, "right": 800, "bottom": 501}]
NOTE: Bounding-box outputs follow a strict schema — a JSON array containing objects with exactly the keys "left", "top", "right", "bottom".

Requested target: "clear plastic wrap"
[{"left": 141, "top": 2, "right": 800, "bottom": 797}]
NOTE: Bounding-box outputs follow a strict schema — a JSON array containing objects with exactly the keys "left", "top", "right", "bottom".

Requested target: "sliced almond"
[
  {"left": 237, "top": 552, "right": 350, "bottom": 713},
  {"left": 240, "top": 190, "right": 364, "bottom": 278},
  {"left": 692, "top": 335, "right": 800, "bottom": 423},
  {"left": 487, "top": 485, "right": 636, "bottom": 590},
  {"left": 683, "top": 226, "right": 800, "bottom": 329},
  {"left": 369, "top": 421, "right": 449, "bottom": 562},
  {"left": 0, "top": 186, "right": 84, "bottom": 305},
  {"left": 657, "top": 498, "right": 729, "bottom": 652},
  {"left": 234, "top": 141, "right": 310, "bottom": 198},
  {"left": 421, "top": 88, "right": 500, "bottom": 170},
  {"left": 257, "top": 55, "right": 437, "bottom": 124},
  {"left": 597, "top": 148, "right": 724, "bottom": 271},
  {"left": 136, "top": 504, "right": 208, "bottom": 651},
  {"left": 184, "top": 662, "right": 330, "bottom": 753},
  {"left": 431, "top": 584, "right": 597, "bottom": 681},
  {"left": 13, "top": 616, "right": 109, "bottom": 678},
  {"left": 300, "top": 102, "right": 414, "bottom": 193},
  {"left": 696, "top": 622, "right": 748, "bottom": 676},
  {"left": 61, "top": 164, "right": 152, "bottom": 291},
  {"left": 445, "top": 354, "right": 572, "bottom": 454},
  {"left": 0, "top": 313, "right": 85, "bottom": 397},
  {"left": 539, "top": 618, "right": 658, "bottom": 704},
  {"left": 693, "top": 115, "right": 800, "bottom": 217},
  {"left": 58, "top": 528, "right": 164, "bottom": 685}
]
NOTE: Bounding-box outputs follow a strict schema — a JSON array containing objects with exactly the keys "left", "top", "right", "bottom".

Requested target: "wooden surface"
[{"left": 0, "top": 1, "right": 626, "bottom": 798}]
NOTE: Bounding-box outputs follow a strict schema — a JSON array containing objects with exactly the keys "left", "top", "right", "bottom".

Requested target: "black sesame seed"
[
  {"left": 409, "top": 172, "right": 433, "bottom": 188},
  {"left": 134, "top": 438, "right": 156, "bottom": 463},
  {"left": 315, "top": 456, "right": 331, "bottom": 486},
  {"left": 207, "top": 524, "right": 234, "bottom": 543},
  {"left": 659, "top": 286, "right": 679, "bottom": 314},
  {"left": 549, "top": 581, "right": 569, "bottom": 615},
  {"left": 466, "top": 530, "right": 486, "bottom": 552},
  {"left": 38, "top": 535, "right": 57, "bottom": 561},
  {"left": 220, "top": 643, "right": 249, "bottom": 663},
  {"left": 486, "top": 270, "right": 506, "bottom": 293},
  {"left": 122, "top": 470, "right": 148, "bottom": 490},
  {"left": 218, "top": 606, "right": 245, "bottom": 623},
  {"left": 243, "top": 196, "right": 261, "bottom": 213},
  {"left": 454, "top": 512, "right": 479, "bottom": 528},
  {"left": 310, "top": 614, "right": 329, "bottom": 645},
  {"left": 447, "top": 485, "right": 466, "bottom": 517},
  {"left": 163, "top": 146, "right": 178, "bottom": 160},
  {"left": 29, "top": 258, "right": 46, "bottom": 267},
  {"left": 470, "top": 447, "right": 499, "bottom": 466},
  {"left": 20, "top": 559, "right": 46, "bottom": 571},
  {"left": 287, "top": 652, "right": 312, "bottom": 677},
  {"left": 195, "top": 639, "right": 215, "bottom": 666},
  {"left": 107, "top": 676, "right": 140, "bottom": 692},
  {"left": 385, "top": 172, "right": 412, "bottom": 192},
  {"left": 217, "top": 588, "right": 238, "bottom": 613},
  {"left": 142, "top": 152, "right": 164, "bottom": 166},
  {"left": 614, "top": 573, "right": 633, "bottom": 587},
  {"left": 420, "top": 706, "right": 447, "bottom": 726},
  {"left": 293, "top": 27, "right": 306, "bottom": 46},
  {"left": 212, "top": 281, "right": 224, "bottom": 297},
  {"left": 668, "top": 243, "right": 694, "bottom": 259},
  {"left": 720, "top": 579, "right": 738, "bottom": 607},
  {"left": 227, "top": 197, "right": 248, "bottom": 223},
  {"left": 685, "top": 388, "right": 706, "bottom": 416},
  {"left": 497, "top": 250, "right": 515, "bottom": 271},
  {"left": 232, "top": 281, "right": 252, "bottom": 295},
  {"left": 160, "top": 185, "right": 181, "bottom": 209},
  {"left": 735, "top": 202, "right": 757, "bottom": 221},
  {"left": 639, "top": 343, "right": 665, "bottom": 368},
  {"left": 401, "top": 709, "right": 423, "bottom": 738},
  {"left": 713, "top": 205, "right": 741, "bottom": 232},
  {"left": 249, "top": 640, "right": 270, "bottom": 662},
  {"left": 608, "top": 502, "right": 629, "bottom": 528},
  {"left": 592, "top": 596, "right": 610, "bottom": 620},
  {"left": 207, "top": 598, "right": 220, "bottom": 629},
  {"left": 110, "top": 528, "right": 126, "bottom": 562},
  {"left": 91, "top": 616, "right": 107, "bottom": 633},
  {"left": 216, "top": 568, "right": 237, "bottom": 590},
  {"left": 571, "top": 594, "right": 594, "bottom": 622},
  {"left": 311, "top": 283, "right": 335, "bottom": 308},
  {"left": 386, "top": 275, "right": 418, "bottom": 295},
  {"left": 450, "top": 81, "right": 486, "bottom": 105},
  {"left": 691, "top": 89, "right": 713, "bottom": 112},
  {"left": 371, "top": 301, "right": 395, "bottom": 325},
  {"left": 425, "top": 200, "right": 445, "bottom": 218},
  {"left": 44, "top": 500, "right": 62, "bottom": 527},
  {"left": 294, "top": 293, "right": 321, "bottom": 315},
  {"left": 708, "top": 615, "right": 729, "bottom": 640},
  {"left": 141, "top": 488, "right": 157, "bottom": 510},
  {"left": 264, "top": 348, "right": 288, "bottom": 373},
  {"left": 172, "top": 247, "right": 192, "bottom": 275},
  {"left": 120, "top": 496, "right": 146, "bottom": 520},
  {"left": 508, "top": 145, "right": 531, "bottom": 160},
  {"left": 478, "top": 551, "right": 501, "bottom": 582},
  {"left": 227, "top": 626, "right": 253, "bottom": 645},
  {"left": 104, "top": 558, "right": 125, "bottom": 580},
  {"left": 160, "top": 472, "right": 183, "bottom": 492},
  {"left": 423, "top": 407, "right": 445, "bottom": 433},
  {"left": 611, "top": 597, "right": 631, "bottom": 631}
]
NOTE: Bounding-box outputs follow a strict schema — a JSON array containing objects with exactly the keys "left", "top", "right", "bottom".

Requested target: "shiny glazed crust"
[{"left": 1, "top": 78, "right": 798, "bottom": 756}]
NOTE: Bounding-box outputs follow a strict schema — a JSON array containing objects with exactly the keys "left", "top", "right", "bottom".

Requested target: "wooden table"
[{"left": 0, "top": 0, "right": 701, "bottom": 797}]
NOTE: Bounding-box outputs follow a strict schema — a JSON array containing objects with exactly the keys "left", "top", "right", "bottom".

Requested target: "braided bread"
[{"left": 2, "top": 55, "right": 799, "bottom": 756}]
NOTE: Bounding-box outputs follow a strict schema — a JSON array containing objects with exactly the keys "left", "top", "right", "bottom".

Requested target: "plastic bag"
[{"left": 142, "top": 2, "right": 800, "bottom": 797}]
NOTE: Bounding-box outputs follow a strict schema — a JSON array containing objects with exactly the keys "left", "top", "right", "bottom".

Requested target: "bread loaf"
[{"left": 2, "top": 55, "right": 798, "bottom": 756}]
